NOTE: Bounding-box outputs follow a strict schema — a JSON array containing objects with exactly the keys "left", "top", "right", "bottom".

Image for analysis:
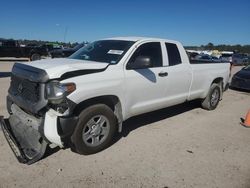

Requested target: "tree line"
[
  {"left": 1, "top": 38, "right": 250, "bottom": 54},
  {"left": 0, "top": 38, "right": 86, "bottom": 48}
]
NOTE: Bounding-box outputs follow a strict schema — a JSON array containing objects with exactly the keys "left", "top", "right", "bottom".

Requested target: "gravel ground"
[{"left": 0, "top": 62, "right": 250, "bottom": 188}]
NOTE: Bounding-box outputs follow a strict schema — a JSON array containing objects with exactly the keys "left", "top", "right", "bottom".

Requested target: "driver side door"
[{"left": 124, "top": 42, "right": 169, "bottom": 117}]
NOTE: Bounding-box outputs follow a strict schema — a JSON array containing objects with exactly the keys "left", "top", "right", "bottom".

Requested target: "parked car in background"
[
  {"left": 220, "top": 53, "right": 233, "bottom": 63},
  {"left": 231, "top": 54, "right": 248, "bottom": 65},
  {"left": 230, "top": 65, "right": 250, "bottom": 91},
  {"left": 0, "top": 39, "right": 50, "bottom": 61},
  {"left": 50, "top": 43, "right": 86, "bottom": 58},
  {"left": 186, "top": 51, "right": 199, "bottom": 60},
  {"left": 194, "top": 54, "right": 221, "bottom": 63}
]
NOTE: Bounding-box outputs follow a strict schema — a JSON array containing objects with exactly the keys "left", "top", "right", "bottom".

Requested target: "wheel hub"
[
  {"left": 82, "top": 115, "right": 110, "bottom": 147},
  {"left": 211, "top": 89, "right": 219, "bottom": 106},
  {"left": 91, "top": 124, "right": 101, "bottom": 136}
]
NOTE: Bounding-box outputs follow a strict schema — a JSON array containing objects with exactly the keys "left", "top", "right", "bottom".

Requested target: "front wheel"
[
  {"left": 201, "top": 83, "right": 221, "bottom": 110},
  {"left": 71, "top": 104, "right": 117, "bottom": 155}
]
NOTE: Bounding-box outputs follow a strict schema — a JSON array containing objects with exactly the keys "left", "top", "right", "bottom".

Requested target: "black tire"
[
  {"left": 71, "top": 104, "right": 117, "bottom": 155},
  {"left": 201, "top": 83, "right": 221, "bottom": 110},
  {"left": 30, "top": 53, "right": 41, "bottom": 61}
]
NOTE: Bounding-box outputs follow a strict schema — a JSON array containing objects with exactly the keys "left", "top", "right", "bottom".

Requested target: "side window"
[
  {"left": 165, "top": 43, "right": 182, "bottom": 66},
  {"left": 127, "top": 42, "right": 162, "bottom": 69},
  {"left": 3, "top": 41, "right": 16, "bottom": 47}
]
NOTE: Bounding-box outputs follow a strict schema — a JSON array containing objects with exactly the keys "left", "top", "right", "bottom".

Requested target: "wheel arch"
[
  {"left": 29, "top": 49, "right": 40, "bottom": 56},
  {"left": 73, "top": 95, "right": 123, "bottom": 132},
  {"left": 212, "top": 77, "right": 223, "bottom": 85}
]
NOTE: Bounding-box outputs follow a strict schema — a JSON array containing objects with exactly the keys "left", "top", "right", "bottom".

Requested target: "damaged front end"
[
  {"left": 0, "top": 104, "right": 48, "bottom": 165},
  {"left": 1, "top": 63, "right": 79, "bottom": 164},
  {"left": 0, "top": 63, "right": 51, "bottom": 164}
]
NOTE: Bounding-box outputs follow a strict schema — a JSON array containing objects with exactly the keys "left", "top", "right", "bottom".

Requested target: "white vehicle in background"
[
  {"left": 220, "top": 52, "right": 234, "bottom": 63},
  {"left": 0, "top": 37, "right": 230, "bottom": 164}
]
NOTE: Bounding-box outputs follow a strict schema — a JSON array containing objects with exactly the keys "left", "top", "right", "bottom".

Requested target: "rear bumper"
[{"left": 0, "top": 116, "right": 47, "bottom": 165}]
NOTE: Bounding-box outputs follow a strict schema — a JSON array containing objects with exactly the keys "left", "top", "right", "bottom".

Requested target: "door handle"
[{"left": 158, "top": 72, "right": 168, "bottom": 77}]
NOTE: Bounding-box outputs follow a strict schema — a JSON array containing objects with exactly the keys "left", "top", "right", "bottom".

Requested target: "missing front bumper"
[{"left": 0, "top": 116, "right": 48, "bottom": 165}]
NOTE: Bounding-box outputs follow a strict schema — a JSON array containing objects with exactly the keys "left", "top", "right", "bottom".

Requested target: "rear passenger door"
[{"left": 162, "top": 42, "right": 192, "bottom": 104}]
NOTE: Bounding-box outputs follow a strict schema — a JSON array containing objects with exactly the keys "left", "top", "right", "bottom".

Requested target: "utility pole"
[{"left": 63, "top": 26, "right": 68, "bottom": 43}]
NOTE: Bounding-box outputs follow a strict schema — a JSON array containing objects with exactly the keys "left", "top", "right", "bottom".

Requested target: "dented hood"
[{"left": 13, "top": 58, "right": 109, "bottom": 81}]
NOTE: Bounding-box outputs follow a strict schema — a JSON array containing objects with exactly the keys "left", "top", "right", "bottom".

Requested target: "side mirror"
[{"left": 127, "top": 56, "right": 152, "bottom": 69}]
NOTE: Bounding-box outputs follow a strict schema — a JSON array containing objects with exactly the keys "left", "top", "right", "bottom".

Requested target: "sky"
[{"left": 0, "top": 0, "right": 250, "bottom": 46}]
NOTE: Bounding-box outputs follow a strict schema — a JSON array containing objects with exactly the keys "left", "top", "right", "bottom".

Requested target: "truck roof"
[{"left": 104, "top": 36, "right": 180, "bottom": 44}]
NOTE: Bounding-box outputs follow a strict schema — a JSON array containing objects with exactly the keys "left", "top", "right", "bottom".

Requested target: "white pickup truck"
[{"left": 0, "top": 37, "right": 230, "bottom": 164}]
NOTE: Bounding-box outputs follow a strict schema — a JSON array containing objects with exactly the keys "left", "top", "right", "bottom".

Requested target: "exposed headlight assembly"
[{"left": 46, "top": 81, "right": 76, "bottom": 104}]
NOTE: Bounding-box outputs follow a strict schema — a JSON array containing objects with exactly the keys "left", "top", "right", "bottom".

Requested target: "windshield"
[
  {"left": 221, "top": 54, "right": 232, "bottom": 57},
  {"left": 69, "top": 40, "right": 135, "bottom": 64}
]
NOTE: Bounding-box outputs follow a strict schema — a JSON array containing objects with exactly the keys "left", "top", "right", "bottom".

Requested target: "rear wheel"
[
  {"left": 30, "top": 53, "right": 41, "bottom": 61},
  {"left": 201, "top": 83, "right": 221, "bottom": 110},
  {"left": 71, "top": 104, "right": 117, "bottom": 155}
]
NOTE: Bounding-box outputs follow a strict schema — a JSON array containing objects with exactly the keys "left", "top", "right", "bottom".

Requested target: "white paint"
[
  {"left": 107, "top": 50, "right": 124, "bottom": 55},
  {"left": 19, "top": 58, "right": 108, "bottom": 79},
  {"left": 65, "top": 38, "right": 229, "bottom": 121},
  {"left": 24, "top": 37, "right": 230, "bottom": 142},
  {"left": 44, "top": 109, "right": 63, "bottom": 147}
]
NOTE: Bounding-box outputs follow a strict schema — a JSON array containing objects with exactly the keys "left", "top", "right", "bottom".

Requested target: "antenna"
[{"left": 64, "top": 26, "right": 68, "bottom": 43}]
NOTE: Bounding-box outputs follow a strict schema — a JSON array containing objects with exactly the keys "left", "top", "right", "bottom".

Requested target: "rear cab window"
[
  {"left": 221, "top": 54, "right": 232, "bottom": 57},
  {"left": 165, "top": 43, "right": 182, "bottom": 66}
]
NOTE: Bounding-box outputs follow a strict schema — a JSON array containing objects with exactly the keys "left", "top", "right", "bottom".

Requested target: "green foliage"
[{"left": 0, "top": 38, "right": 90, "bottom": 48}]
